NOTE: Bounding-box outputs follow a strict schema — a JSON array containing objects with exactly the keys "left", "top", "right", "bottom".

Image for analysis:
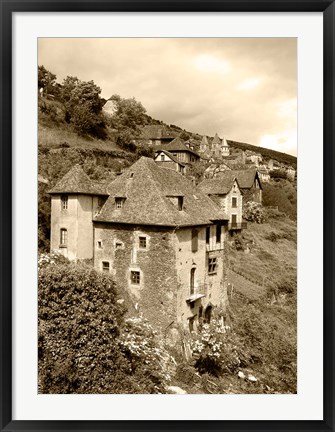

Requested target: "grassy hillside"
[{"left": 170, "top": 213, "right": 297, "bottom": 394}]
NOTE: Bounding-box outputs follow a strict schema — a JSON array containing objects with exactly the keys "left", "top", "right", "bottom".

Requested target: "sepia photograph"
[{"left": 37, "top": 37, "right": 297, "bottom": 395}]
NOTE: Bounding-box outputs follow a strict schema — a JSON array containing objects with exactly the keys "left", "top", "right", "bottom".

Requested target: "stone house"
[
  {"left": 48, "top": 166, "right": 109, "bottom": 261},
  {"left": 49, "top": 157, "right": 229, "bottom": 332},
  {"left": 216, "top": 168, "right": 263, "bottom": 204},
  {"left": 211, "top": 133, "right": 222, "bottom": 158},
  {"left": 136, "top": 125, "right": 177, "bottom": 146},
  {"left": 197, "top": 172, "right": 246, "bottom": 237},
  {"left": 221, "top": 136, "right": 230, "bottom": 157},
  {"left": 199, "top": 135, "right": 210, "bottom": 157},
  {"left": 159, "top": 137, "right": 201, "bottom": 164},
  {"left": 154, "top": 149, "right": 186, "bottom": 175}
]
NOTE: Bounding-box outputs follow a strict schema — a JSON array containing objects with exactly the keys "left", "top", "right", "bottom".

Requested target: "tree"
[
  {"left": 60, "top": 76, "right": 106, "bottom": 136},
  {"left": 38, "top": 65, "right": 57, "bottom": 95},
  {"left": 109, "top": 94, "right": 147, "bottom": 133}
]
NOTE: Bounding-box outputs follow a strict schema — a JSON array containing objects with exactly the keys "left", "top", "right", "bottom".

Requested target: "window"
[
  {"left": 178, "top": 196, "right": 184, "bottom": 211},
  {"left": 216, "top": 224, "right": 221, "bottom": 243},
  {"left": 61, "top": 195, "right": 68, "bottom": 210},
  {"left": 232, "top": 197, "right": 237, "bottom": 208},
  {"left": 115, "top": 242, "right": 122, "bottom": 249},
  {"left": 206, "top": 227, "right": 210, "bottom": 244},
  {"left": 102, "top": 261, "right": 110, "bottom": 272},
  {"left": 97, "top": 240, "right": 103, "bottom": 249},
  {"left": 190, "top": 268, "right": 196, "bottom": 295},
  {"left": 60, "top": 228, "right": 67, "bottom": 246},
  {"left": 160, "top": 154, "right": 165, "bottom": 161},
  {"left": 191, "top": 229, "right": 198, "bottom": 252},
  {"left": 131, "top": 271, "right": 140, "bottom": 284},
  {"left": 208, "top": 257, "right": 217, "bottom": 274},
  {"left": 231, "top": 214, "right": 237, "bottom": 225},
  {"left": 139, "top": 236, "right": 147, "bottom": 249},
  {"left": 115, "top": 197, "right": 125, "bottom": 209}
]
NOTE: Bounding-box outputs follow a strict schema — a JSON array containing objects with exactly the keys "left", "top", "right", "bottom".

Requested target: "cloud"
[
  {"left": 38, "top": 38, "right": 297, "bottom": 156},
  {"left": 259, "top": 130, "right": 297, "bottom": 156},
  {"left": 193, "top": 54, "right": 231, "bottom": 74},
  {"left": 238, "top": 78, "right": 262, "bottom": 91}
]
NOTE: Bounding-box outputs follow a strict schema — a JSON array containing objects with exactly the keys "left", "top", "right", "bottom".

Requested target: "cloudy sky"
[{"left": 39, "top": 38, "right": 297, "bottom": 156}]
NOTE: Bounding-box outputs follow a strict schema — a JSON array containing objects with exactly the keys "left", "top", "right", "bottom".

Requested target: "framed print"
[{"left": 1, "top": 1, "right": 334, "bottom": 431}]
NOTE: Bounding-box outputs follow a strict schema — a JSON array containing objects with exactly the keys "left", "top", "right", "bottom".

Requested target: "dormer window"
[
  {"left": 167, "top": 195, "right": 184, "bottom": 211},
  {"left": 115, "top": 197, "right": 125, "bottom": 209}
]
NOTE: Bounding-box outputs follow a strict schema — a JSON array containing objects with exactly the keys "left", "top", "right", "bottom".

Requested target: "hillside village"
[{"left": 38, "top": 67, "right": 297, "bottom": 395}]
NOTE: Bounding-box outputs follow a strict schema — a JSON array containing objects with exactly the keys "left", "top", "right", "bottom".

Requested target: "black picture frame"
[{"left": 1, "top": 1, "right": 334, "bottom": 431}]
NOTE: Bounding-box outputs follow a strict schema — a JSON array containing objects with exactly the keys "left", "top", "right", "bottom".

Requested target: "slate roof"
[
  {"left": 197, "top": 172, "right": 240, "bottom": 195},
  {"left": 219, "top": 168, "right": 262, "bottom": 190},
  {"left": 154, "top": 150, "right": 185, "bottom": 167},
  {"left": 94, "top": 157, "right": 228, "bottom": 227},
  {"left": 222, "top": 160, "right": 250, "bottom": 170},
  {"left": 212, "top": 133, "right": 221, "bottom": 146},
  {"left": 139, "top": 125, "right": 176, "bottom": 140},
  {"left": 160, "top": 137, "right": 200, "bottom": 158},
  {"left": 48, "top": 165, "right": 109, "bottom": 196}
]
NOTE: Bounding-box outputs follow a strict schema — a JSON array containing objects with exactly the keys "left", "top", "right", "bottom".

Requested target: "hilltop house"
[
  {"left": 135, "top": 125, "right": 177, "bottom": 146},
  {"left": 211, "top": 133, "right": 222, "bottom": 158},
  {"left": 158, "top": 137, "right": 201, "bottom": 165},
  {"left": 154, "top": 149, "right": 185, "bottom": 175},
  {"left": 199, "top": 135, "right": 210, "bottom": 156},
  {"left": 216, "top": 168, "right": 263, "bottom": 204},
  {"left": 49, "top": 158, "right": 229, "bottom": 331},
  {"left": 221, "top": 137, "right": 230, "bottom": 157},
  {"left": 197, "top": 172, "right": 246, "bottom": 237}
]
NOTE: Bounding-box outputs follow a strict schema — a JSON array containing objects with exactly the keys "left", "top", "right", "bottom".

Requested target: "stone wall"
[{"left": 93, "top": 223, "right": 178, "bottom": 330}]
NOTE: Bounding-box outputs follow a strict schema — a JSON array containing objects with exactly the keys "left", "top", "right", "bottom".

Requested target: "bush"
[
  {"left": 191, "top": 319, "right": 242, "bottom": 376},
  {"left": 39, "top": 262, "right": 144, "bottom": 394},
  {"left": 119, "top": 317, "right": 174, "bottom": 393},
  {"left": 243, "top": 201, "right": 265, "bottom": 223}
]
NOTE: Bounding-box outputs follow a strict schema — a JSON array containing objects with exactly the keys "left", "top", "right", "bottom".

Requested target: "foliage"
[
  {"left": 38, "top": 65, "right": 57, "bottom": 95},
  {"left": 119, "top": 317, "right": 174, "bottom": 393},
  {"left": 191, "top": 319, "right": 242, "bottom": 376},
  {"left": 108, "top": 94, "right": 147, "bottom": 151},
  {"left": 60, "top": 76, "right": 106, "bottom": 137},
  {"left": 38, "top": 182, "right": 51, "bottom": 252},
  {"left": 38, "top": 251, "right": 69, "bottom": 269},
  {"left": 269, "top": 169, "right": 287, "bottom": 179},
  {"left": 243, "top": 201, "right": 265, "bottom": 223},
  {"left": 263, "top": 180, "right": 297, "bottom": 220},
  {"left": 109, "top": 94, "right": 147, "bottom": 132},
  {"left": 116, "top": 129, "right": 137, "bottom": 152},
  {"left": 228, "top": 139, "right": 297, "bottom": 168},
  {"left": 231, "top": 299, "right": 297, "bottom": 393},
  {"left": 38, "top": 262, "right": 160, "bottom": 394}
]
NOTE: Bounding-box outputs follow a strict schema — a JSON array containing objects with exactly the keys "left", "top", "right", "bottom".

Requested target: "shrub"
[
  {"left": 119, "top": 317, "right": 175, "bottom": 393},
  {"left": 39, "top": 262, "right": 142, "bottom": 394},
  {"left": 190, "top": 319, "right": 242, "bottom": 376},
  {"left": 243, "top": 201, "right": 265, "bottom": 223}
]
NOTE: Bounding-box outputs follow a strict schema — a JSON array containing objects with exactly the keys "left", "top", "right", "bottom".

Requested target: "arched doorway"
[{"left": 204, "top": 305, "right": 212, "bottom": 323}]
